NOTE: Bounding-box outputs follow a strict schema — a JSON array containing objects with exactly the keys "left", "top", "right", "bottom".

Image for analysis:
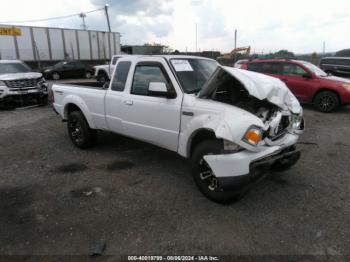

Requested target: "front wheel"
[
  {"left": 85, "top": 71, "right": 92, "bottom": 79},
  {"left": 191, "top": 140, "right": 247, "bottom": 204},
  {"left": 313, "top": 91, "right": 339, "bottom": 112},
  {"left": 67, "top": 111, "right": 97, "bottom": 149}
]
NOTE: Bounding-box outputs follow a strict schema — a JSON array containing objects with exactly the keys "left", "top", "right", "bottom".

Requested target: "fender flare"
[{"left": 62, "top": 95, "right": 96, "bottom": 129}]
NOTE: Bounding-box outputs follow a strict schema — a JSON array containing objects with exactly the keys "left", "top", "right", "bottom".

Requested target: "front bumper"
[
  {"left": 0, "top": 88, "right": 47, "bottom": 103},
  {"left": 204, "top": 133, "right": 301, "bottom": 190},
  {"left": 217, "top": 146, "right": 300, "bottom": 190}
]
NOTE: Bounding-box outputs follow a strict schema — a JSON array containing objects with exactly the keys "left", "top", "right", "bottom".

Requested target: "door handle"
[{"left": 124, "top": 100, "right": 133, "bottom": 105}]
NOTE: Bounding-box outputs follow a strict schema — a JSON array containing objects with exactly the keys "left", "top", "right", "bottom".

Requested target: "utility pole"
[
  {"left": 105, "top": 4, "right": 111, "bottom": 32},
  {"left": 234, "top": 29, "right": 237, "bottom": 63},
  {"left": 195, "top": 23, "right": 198, "bottom": 54},
  {"left": 79, "top": 13, "right": 87, "bottom": 30},
  {"left": 323, "top": 41, "right": 326, "bottom": 55},
  {"left": 234, "top": 29, "right": 237, "bottom": 49}
]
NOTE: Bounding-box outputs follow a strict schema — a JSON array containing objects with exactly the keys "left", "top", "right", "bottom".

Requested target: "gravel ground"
[{"left": 0, "top": 94, "right": 350, "bottom": 260}]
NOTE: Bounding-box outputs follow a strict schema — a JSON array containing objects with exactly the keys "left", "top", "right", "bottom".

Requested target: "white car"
[
  {"left": 233, "top": 59, "right": 249, "bottom": 69},
  {"left": 52, "top": 55, "right": 304, "bottom": 203},
  {"left": 0, "top": 60, "right": 48, "bottom": 104}
]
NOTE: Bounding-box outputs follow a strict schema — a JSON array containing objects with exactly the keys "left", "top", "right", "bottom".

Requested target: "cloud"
[
  {"left": 1, "top": 0, "right": 350, "bottom": 53},
  {"left": 91, "top": 0, "right": 173, "bottom": 16},
  {"left": 89, "top": 0, "right": 174, "bottom": 44}
]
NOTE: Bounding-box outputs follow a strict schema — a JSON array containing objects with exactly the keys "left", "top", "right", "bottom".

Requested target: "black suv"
[{"left": 319, "top": 57, "right": 350, "bottom": 77}]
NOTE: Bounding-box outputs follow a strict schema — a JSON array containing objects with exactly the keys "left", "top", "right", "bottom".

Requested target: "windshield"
[
  {"left": 0, "top": 63, "right": 32, "bottom": 74},
  {"left": 301, "top": 61, "right": 327, "bottom": 77},
  {"left": 170, "top": 59, "right": 218, "bottom": 93}
]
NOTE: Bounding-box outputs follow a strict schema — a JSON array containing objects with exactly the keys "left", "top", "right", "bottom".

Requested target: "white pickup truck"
[
  {"left": 52, "top": 55, "right": 304, "bottom": 203},
  {"left": 93, "top": 55, "right": 124, "bottom": 83}
]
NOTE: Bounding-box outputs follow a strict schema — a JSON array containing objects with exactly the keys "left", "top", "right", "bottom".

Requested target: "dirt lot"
[{"left": 0, "top": 94, "right": 350, "bottom": 259}]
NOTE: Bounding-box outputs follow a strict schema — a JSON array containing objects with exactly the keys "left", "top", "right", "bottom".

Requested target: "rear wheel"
[
  {"left": 313, "top": 91, "right": 339, "bottom": 112},
  {"left": 97, "top": 72, "right": 108, "bottom": 84},
  {"left": 191, "top": 140, "right": 247, "bottom": 204},
  {"left": 52, "top": 72, "right": 60, "bottom": 80},
  {"left": 67, "top": 111, "right": 97, "bottom": 149}
]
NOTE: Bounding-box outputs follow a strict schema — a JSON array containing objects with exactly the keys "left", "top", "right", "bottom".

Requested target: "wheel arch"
[
  {"left": 97, "top": 69, "right": 109, "bottom": 79},
  {"left": 63, "top": 100, "right": 96, "bottom": 129},
  {"left": 312, "top": 88, "right": 340, "bottom": 103},
  {"left": 187, "top": 128, "right": 219, "bottom": 158}
]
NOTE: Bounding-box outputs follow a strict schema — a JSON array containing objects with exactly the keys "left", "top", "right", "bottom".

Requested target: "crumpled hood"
[
  {"left": 0, "top": 72, "right": 42, "bottom": 80},
  {"left": 200, "top": 66, "right": 301, "bottom": 114}
]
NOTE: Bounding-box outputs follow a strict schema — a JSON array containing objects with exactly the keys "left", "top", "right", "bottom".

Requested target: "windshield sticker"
[{"left": 171, "top": 60, "right": 193, "bottom": 72}]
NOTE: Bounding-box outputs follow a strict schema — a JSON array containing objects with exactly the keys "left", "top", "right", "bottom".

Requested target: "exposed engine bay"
[{"left": 209, "top": 69, "right": 297, "bottom": 140}]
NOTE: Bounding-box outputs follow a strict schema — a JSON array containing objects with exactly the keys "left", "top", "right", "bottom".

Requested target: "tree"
[
  {"left": 311, "top": 52, "right": 318, "bottom": 64},
  {"left": 273, "top": 50, "right": 295, "bottom": 59},
  {"left": 335, "top": 49, "right": 350, "bottom": 57}
]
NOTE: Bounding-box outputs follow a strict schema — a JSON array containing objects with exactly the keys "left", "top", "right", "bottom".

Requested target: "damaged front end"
[
  {"left": 199, "top": 66, "right": 305, "bottom": 148},
  {"left": 198, "top": 66, "right": 304, "bottom": 190}
]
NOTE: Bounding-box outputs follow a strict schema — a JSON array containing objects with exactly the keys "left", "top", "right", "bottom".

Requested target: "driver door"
[
  {"left": 280, "top": 62, "right": 318, "bottom": 102},
  {"left": 121, "top": 59, "right": 183, "bottom": 152}
]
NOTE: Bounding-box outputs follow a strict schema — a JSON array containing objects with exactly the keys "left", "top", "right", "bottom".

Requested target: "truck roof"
[{"left": 117, "top": 55, "right": 215, "bottom": 62}]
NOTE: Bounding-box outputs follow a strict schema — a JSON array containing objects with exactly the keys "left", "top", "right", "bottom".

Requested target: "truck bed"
[
  {"left": 52, "top": 83, "right": 107, "bottom": 129},
  {"left": 56, "top": 81, "right": 104, "bottom": 89}
]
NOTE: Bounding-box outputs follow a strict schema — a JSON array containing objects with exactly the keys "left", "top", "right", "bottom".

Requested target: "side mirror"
[
  {"left": 302, "top": 73, "right": 312, "bottom": 79},
  {"left": 148, "top": 82, "right": 176, "bottom": 98},
  {"left": 102, "top": 81, "right": 110, "bottom": 89}
]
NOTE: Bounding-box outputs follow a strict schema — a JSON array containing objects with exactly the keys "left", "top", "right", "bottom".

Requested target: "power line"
[{"left": 0, "top": 7, "right": 104, "bottom": 24}]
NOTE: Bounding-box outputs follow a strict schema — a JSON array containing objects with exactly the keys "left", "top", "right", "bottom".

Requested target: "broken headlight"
[
  {"left": 242, "top": 126, "right": 263, "bottom": 146},
  {"left": 38, "top": 77, "right": 48, "bottom": 92},
  {"left": 291, "top": 114, "right": 304, "bottom": 130}
]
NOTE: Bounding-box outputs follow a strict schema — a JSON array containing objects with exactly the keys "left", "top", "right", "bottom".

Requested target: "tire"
[
  {"left": 313, "top": 91, "right": 339, "bottom": 112},
  {"left": 52, "top": 72, "right": 60, "bottom": 80},
  {"left": 85, "top": 71, "right": 92, "bottom": 79},
  {"left": 191, "top": 140, "right": 247, "bottom": 204},
  {"left": 67, "top": 111, "right": 97, "bottom": 149},
  {"left": 97, "top": 73, "right": 108, "bottom": 84}
]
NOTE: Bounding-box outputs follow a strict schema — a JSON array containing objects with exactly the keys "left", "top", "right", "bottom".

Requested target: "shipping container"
[{"left": 0, "top": 24, "right": 121, "bottom": 65}]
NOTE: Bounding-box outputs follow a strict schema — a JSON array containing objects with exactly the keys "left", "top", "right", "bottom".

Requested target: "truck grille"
[{"left": 4, "top": 78, "right": 40, "bottom": 89}]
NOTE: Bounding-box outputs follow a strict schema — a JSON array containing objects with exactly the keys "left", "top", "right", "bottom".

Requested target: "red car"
[{"left": 244, "top": 59, "right": 350, "bottom": 112}]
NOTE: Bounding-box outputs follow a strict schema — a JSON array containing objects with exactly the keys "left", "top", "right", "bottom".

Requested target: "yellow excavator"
[{"left": 218, "top": 46, "right": 251, "bottom": 66}]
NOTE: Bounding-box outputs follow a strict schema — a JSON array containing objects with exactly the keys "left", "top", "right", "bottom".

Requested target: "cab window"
[
  {"left": 131, "top": 64, "right": 172, "bottom": 96},
  {"left": 282, "top": 63, "right": 308, "bottom": 77},
  {"left": 111, "top": 61, "right": 131, "bottom": 91},
  {"left": 111, "top": 56, "right": 120, "bottom": 65},
  {"left": 248, "top": 62, "right": 281, "bottom": 74}
]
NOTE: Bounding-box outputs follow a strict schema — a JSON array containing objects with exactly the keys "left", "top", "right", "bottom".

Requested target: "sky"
[{"left": 0, "top": 0, "right": 349, "bottom": 54}]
